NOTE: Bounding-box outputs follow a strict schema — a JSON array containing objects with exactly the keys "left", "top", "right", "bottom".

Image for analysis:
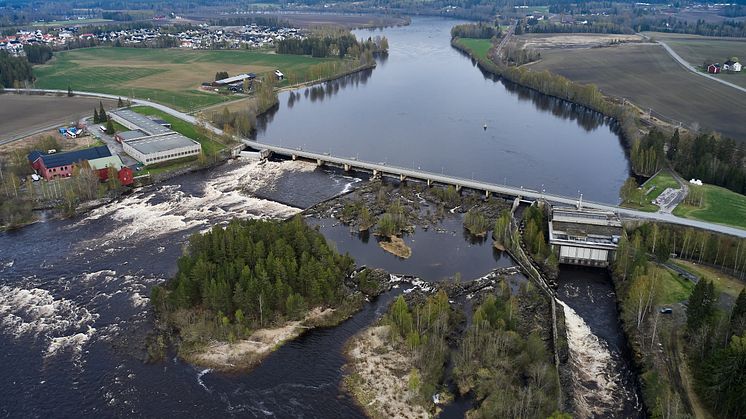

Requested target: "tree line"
[
  {"left": 151, "top": 216, "right": 355, "bottom": 337},
  {"left": 611, "top": 221, "right": 746, "bottom": 417},
  {"left": 277, "top": 32, "right": 388, "bottom": 59},
  {"left": 630, "top": 128, "right": 746, "bottom": 196},
  {"left": 450, "top": 22, "right": 500, "bottom": 39},
  {"left": 22, "top": 44, "right": 52, "bottom": 64},
  {"left": 522, "top": 205, "right": 559, "bottom": 279},
  {"left": 0, "top": 51, "right": 33, "bottom": 88}
]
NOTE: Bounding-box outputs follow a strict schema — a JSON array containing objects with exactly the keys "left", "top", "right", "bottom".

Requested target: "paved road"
[
  {"left": 657, "top": 41, "right": 746, "bottom": 94},
  {"left": 9, "top": 89, "right": 746, "bottom": 238}
]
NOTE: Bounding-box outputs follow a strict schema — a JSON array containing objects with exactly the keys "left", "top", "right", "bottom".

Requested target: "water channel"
[{"left": 1, "top": 17, "right": 637, "bottom": 418}]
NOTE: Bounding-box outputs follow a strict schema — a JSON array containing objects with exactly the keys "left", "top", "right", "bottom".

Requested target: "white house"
[{"left": 723, "top": 60, "right": 742, "bottom": 72}]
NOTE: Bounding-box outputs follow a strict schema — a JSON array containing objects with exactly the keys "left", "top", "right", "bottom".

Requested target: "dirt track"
[{"left": 0, "top": 94, "right": 116, "bottom": 145}]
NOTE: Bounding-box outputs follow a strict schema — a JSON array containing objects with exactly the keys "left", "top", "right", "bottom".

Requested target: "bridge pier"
[
  {"left": 344, "top": 164, "right": 351, "bottom": 171},
  {"left": 427, "top": 179, "right": 433, "bottom": 187},
  {"left": 455, "top": 185, "right": 462, "bottom": 193},
  {"left": 400, "top": 174, "right": 406, "bottom": 182},
  {"left": 372, "top": 169, "right": 379, "bottom": 179},
  {"left": 485, "top": 190, "right": 490, "bottom": 199},
  {"left": 291, "top": 154, "right": 297, "bottom": 161},
  {"left": 316, "top": 159, "right": 324, "bottom": 167}
]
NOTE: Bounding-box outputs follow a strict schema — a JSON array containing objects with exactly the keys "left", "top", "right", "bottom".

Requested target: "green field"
[
  {"left": 672, "top": 260, "right": 745, "bottom": 299},
  {"left": 131, "top": 106, "right": 226, "bottom": 157},
  {"left": 622, "top": 170, "right": 681, "bottom": 212},
  {"left": 673, "top": 183, "right": 746, "bottom": 230},
  {"left": 657, "top": 265, "right": 695, "bottom": 305},
  {"left": 529, "top": 43, "right": 746, "bottom": 141},
  {"left": 453, "top": 38, "right": 493, "bottom": 61},
  {"left": 644, "top": 32, "right": 746, "bottom": 88},
  {"left": 33, "top": 47, "right": 343, "bottom": 112}
]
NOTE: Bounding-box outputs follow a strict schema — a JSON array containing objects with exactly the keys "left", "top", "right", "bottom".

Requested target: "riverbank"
[
  {"left": 186, "top": 307, "right": 337, "bottom": 371},
  {"left": 344, "top": 324, "right": 430, "bottom": 418}
]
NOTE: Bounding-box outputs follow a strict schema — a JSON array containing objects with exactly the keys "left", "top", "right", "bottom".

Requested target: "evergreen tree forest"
[
  {"left": 151, "top": 217, "right": 355, "bottom": 334},
  {"left": 0, "top": 51, "right": 33, "bottom": 88},
  {"left": 630, "top": 129, "right": 746, "bottom": 195},
  {"left": 522, "top": 205, "right": 559, "bottom": 279},
  {"left": 277, "top": 32, "right": 388, "bottom": 59},
  {"left": 22, "top": 44, "right": 53, "bottom": 64}
]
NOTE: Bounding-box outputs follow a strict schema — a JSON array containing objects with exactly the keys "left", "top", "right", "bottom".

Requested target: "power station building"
[
  {"left": 110, "top": 109, "right": 201, "bottom": 165},
  {"left": 548, "top": 206, "right": 623, "bottom": 268}
]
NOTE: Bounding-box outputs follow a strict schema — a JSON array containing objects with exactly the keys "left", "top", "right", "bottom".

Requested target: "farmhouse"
[
  {"left": 110, "top": 109, "right": 202, "bottom": 165},
  {"left": 723, "top": 60, "right": 742, "bottom": 72},
  {"left": 548, "top": 206, "right": 623, "bottom": 268},
  {"left": 28, "top": 146, "right": 112, "bottom": 180},
  {"left": 707, "top": 63, "right": 721, "bottom": 74}
]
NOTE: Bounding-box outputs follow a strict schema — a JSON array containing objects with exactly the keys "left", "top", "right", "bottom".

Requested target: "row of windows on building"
[{"left": 143, "top": 149, "right": 199, "bottom": 164}]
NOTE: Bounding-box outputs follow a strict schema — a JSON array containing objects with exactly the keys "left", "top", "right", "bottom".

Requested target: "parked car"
[
  {"left": 659, "top": 307, "right": 673, "bottom": 314},
  {"left": 31, "top": 174, "right": 41, "bottom": 182}
]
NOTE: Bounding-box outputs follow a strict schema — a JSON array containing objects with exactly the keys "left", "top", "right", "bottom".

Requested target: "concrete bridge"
[{"left": 242, "top": 139, "right": 746, "bottom": 238}]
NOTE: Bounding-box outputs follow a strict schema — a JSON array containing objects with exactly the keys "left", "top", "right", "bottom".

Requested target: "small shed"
[{"left": 707, "top": 64, "right": 721, "bottom": 74}]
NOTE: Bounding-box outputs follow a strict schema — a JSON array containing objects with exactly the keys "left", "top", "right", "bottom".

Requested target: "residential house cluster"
[{"left": 0, "top": 29, "right": 71, "bottom": 56}]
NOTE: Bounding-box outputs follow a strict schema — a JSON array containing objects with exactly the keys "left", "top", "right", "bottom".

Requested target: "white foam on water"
[
  {"left": 558, "top": 299, "right": 621, "bottom": 418},
  {"left": 0, "top": 286, "right": 98, "bottom": 356},
  {"left": 197, "top": 368, "right": 213, "bottom": 392},
  {"left": 130, "top": 292, "right": 148, "bottom": 308},
  {"left": 75, "top": 160, "right": 303, "bottom": 247}
]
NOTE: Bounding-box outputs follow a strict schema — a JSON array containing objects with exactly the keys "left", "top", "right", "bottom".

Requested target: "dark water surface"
[
  {"left": 1, "top": 17, "right": 636, "bottom": 419},
  {"left": 255, "top": 17, "right": 630, "bottom": 204}
]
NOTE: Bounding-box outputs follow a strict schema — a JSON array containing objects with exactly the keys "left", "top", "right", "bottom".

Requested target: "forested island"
[{"left": 150, "top": 216, "right": 385, "bottom": 370}]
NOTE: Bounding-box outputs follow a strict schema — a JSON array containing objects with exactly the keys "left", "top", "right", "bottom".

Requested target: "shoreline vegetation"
[
  {"left": 344, "top": 280, "right": 566, "bottom": 417},
  {"left": 149, "top": 216, "right": 390, "bottom": 372}
]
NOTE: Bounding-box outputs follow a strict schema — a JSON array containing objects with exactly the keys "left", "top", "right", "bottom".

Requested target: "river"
[
  {"left": 1, "top": 17, "right": 636, "bottom": 418},
  {"left": 255, "top": 17, "right": 630, "bottom": 204}
]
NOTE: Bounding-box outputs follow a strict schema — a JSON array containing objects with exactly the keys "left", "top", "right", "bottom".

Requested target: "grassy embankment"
[
  {"left": 672, "top": 260, "right": 745, "bottom": 300},
  {"left": 623, "top": 170, "right": 681, "bottom": 212},
  {"left": 33, "top": 47, "right": 346, "bottom": 112},
  {"left": 673, "top": 183, "right": 746, "bottom": 230}
]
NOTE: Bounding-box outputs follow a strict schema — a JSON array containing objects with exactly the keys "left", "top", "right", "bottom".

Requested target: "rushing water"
[
  {"left": 557, "top": 267, "right": 644, "bottom": 418},
  {"left": 1, "top": 17, "right": 638, "bottom": 418},
  {"left": 255, "top": 17, "right": 630, "bottom": 204}
]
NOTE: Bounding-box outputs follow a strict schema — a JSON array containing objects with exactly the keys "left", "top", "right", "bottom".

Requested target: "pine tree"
[
  {"left": 687, "top": 279, "right": 715, "bottom": 332},
  {"left": 93, "top": 108, "right": 99, "bottom": 124},
  {"left": 99, "top": 101, "right": 108, "bottom": 122},
  {"left": 67, "top": 85, "right": 73, "bottom": 97},
  {"left": 105, "top": 119, "right": 114, "bottom": 135},
  {"left": 730, "top": 289, "right": 746, "bottom": 337},
  {"left": 117, "top": 97, "right": 124, "bottom": 107}
]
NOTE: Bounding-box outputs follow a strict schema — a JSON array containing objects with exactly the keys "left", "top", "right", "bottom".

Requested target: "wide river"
[
  {"left": 256, "top": 17, "right": 630, "bottom": 204},
  {"left": 0, "top": 17, "right": 637, "bottom": 418}
]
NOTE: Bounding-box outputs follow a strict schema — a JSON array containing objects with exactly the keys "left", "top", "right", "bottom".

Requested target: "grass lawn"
[
  {"left": 673, "top": 183, "right": 746, "bottom": 230},
  {"left": 672, "top": 259, "right": 744, "bottom": 299},
  {"left": 131, "top": 106, "right": 226, "bottom": 157},
  {"left": 622, "top": 170, "right": 680, "bottom": 212},
  {"left": 33, "top": 47, "right": 344, "bottom": 112},
  {"left": 454, "top": 38, "right": 493, "bottom": 62},
  {"left": 657, "top": 265, "right": 695, "bottom": 305}
]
